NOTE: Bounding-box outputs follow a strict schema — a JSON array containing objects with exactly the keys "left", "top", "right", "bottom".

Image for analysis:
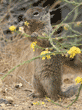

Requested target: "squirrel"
[{"left": 23, "top": 6, "right": 80, "bottom": 101}]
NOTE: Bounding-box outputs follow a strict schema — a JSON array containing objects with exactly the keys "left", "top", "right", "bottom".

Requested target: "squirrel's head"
[{"left": 23, "top": 6, "right": 50, "bottom": 23}]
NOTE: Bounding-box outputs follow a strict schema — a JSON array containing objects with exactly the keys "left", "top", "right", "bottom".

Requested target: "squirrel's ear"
[{"left": 44, "top": 5, "right": 50, "bottom": 13}]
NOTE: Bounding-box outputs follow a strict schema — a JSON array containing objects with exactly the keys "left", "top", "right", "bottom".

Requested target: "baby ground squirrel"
[{"left": 23, "top": 6, "right": 80, "bottom": 101}]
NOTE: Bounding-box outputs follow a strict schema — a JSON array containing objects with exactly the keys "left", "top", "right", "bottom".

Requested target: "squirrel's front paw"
[{"left": 31, "top": 32, "right": 38, "bottom": 38}]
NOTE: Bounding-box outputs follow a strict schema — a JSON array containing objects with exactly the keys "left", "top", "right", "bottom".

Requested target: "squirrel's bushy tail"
[{"left": 60, "top": 84, "right": 81, "bottom": 97}]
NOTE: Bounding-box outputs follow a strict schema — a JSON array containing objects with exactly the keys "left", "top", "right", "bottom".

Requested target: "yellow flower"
[
  {"left": 59, "top": 98, "right": 62, "bottom": 102},
  {"left": 48, "top": 99, "right": 51, "bottom": 102},
  {"left": 30, "top": 41, "right": 37, "bottom": 51},
  {"left": 67, "top": 46, "right": 81, "bottom": 58},
  {"left": 76, "top": 21, "right": 81, "bottom": 26},
  {"left": 33, "top": 102, "right": 36, "bottom": 105},
  {"left": 42, "top": 56, "right": 45, "bottom": 60},
  {"left": 45, "top": 48, "right": 55, "bottom": 56},
  {"left": 49, "top": 48, "right": 53, "bottom": 51},
  {"left": 52, "top": 52, "right": 55, "bottom": 56},
  {"left": 64, "top": 24, "right": 69, "bottom": 30},
  {"left": 40, "top": 50, "right": 51, "bottom": 60},
  {"left": 42, "top": 102, "right": 45, "bottom": 104},
  {"left": 46, "top": 55, "right": 51, "bottom": 59},
  {"left": 33, "top": 102, "right": 38, "bottom": 105},
  {"left": 45, "top": 96, "right": 48, "bottom": 99},
  {"left": 75, "top": 76, "right": 82, "bottom": 84},
  {"left": 9, "top": 25, "right": 16, "bottom": 31},
  {"left": 45, "top": 97, "right": 51, "bottom": 102},
  {"left": 42, "top": 33, "right": 47, "bottom": 36},
  {"left": 24, "top": 21, "right": 29, "bottom": 26},
  {"left": 65, "top": 53, "right": 68, "bottom": 57},
  {"left": 55, "top": 37, "right": 58, "bottom": 40}
]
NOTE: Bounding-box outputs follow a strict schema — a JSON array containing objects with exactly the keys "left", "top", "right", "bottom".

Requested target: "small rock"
[
  {"left": 1, "top": 88, "right": 8, "bottom": 94},
  {"left": 0, "top": 98, "right": 8, "bottom": 104},
  {"left": 6, "top": 103, "right": 12, "bottom": 106},
  {"left": 0, "top": 103, "right": 5, "bottom": 107},
  {"left": 15, "top": 83, "right": 23, "bottom": 88},
  {"left": 14, "top": 104, "right": 18, "bottom": 107},
  {"left": 28, "top": 106, "right": 31, "bottom": 108},
  {"left": 30, "top": 102, "right": 33, "bottom": 106},
  {"left": 6, "top": 96, "right": 13, "bottom": 104}
]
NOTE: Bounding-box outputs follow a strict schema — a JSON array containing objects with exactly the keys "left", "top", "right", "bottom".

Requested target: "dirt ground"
[{"left": 0, "top": 37, "right": 82, "bottom": 110}]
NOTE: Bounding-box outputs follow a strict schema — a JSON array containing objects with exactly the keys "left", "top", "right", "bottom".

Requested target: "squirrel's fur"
[{"left": 24, "top": 6, "right": 80, "bottom": 101}]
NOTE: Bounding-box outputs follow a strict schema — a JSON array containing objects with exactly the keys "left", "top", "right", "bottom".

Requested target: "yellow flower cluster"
[
  {"left": 30, "top": 41, "right": 37, "bottom": 51},
  {"left": 9, "top": 25, "right": 16, "bottom": 31},
  {"left": 33, "top": 101, "right": 45, "bottom": 105},
  {"left": 67, "top": 46, "right": 81, "bottom": 58},
  {"left": 33, "top": 102, "right": 39, "bottom": 105},
  {"left": 24, "top": 21, "right": 29, "bottom": 26},
  {"left": 40, "top": 50, "right": 51, "bottom": 60},
  {"left": 45, "top": 97, "right": 51, "bottom": 102},
  {"left": 75, "top": 76, "right": 82, "bottom": 84}
]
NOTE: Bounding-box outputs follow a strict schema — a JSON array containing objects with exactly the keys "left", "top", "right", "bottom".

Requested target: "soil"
[{"left": 0, "top": 37, "right": 82, "bottom": 110}]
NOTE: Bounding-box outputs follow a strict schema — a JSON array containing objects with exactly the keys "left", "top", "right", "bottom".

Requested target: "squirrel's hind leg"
[{"left": 41, "top": 77, "right": 60, "bottom": 101}]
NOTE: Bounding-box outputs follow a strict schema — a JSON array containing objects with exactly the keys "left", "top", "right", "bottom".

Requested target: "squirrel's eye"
[{"left": 33, "top": 12, "right": 39, "bottom": 16}]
